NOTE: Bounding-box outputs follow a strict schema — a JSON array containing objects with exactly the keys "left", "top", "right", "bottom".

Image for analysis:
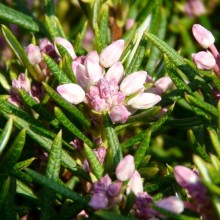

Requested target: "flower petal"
[
  {"left": 120, "top": 71, "right": 147, "bottom": 96},
  {"left": 105, "top": 62, "right": 124, "bottom": 83},
  {"left": 129, "top": 93, "right": 161, "bottom": 109},
  {"left": 192, "top": 24, "right": 215, "bottom": 49},
  {"left": 100, "top": 40, "right": 124, "bottom": 68},
  {"left": 54, "top": 37, "right": 76, "bottom": 59},
  {"left": 116, "top": 155, "right": 135, "bottom": 181},
  {"left": 57, "top": 83, "right": 85, "bottom": 104}
]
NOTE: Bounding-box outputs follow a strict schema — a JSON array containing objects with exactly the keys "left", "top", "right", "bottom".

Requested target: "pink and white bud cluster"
[
  {"left": 25, "top": 37, "right": 75, "bottom": 79},
  {"left": 25, "top": 38, "right": 56, "bottom": 79},
  {"left": 57, "top": 39, "right": 169, "bottom": 124},
  {"left": 192, "top": 24, "right": 220, "bottom": 75},
  {"left": 116, "top": 155, "right": 143, "bottom": 195},
  {"left": 8, "top": 73, "right": 43, "bottom": 107},
  {"left": 134, "top": 192, "right": 184, "bottom": 219},
  {"left": 88, "top": 174, "right": 122, "bottom": 210},
  {"left": 174, "top": 165, "right": 215, "bottom": 220}
]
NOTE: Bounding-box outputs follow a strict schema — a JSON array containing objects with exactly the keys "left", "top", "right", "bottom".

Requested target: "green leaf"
[
  {"left": 46, "top": 130, "right": 62, "bottom": 180},
  {"left": 0, "top": 111, "right": 77, "bottom": 172},
  {"left": 145, "top": 31, "right": 185, "bottom": 66},
  {"left": 127, "top": 106, "right": 161, "bottom": 123},
  {"left": 11, "top": 169, "right": 33, "bottom": 183},
  {"left": 16, "top": 179, "right": 37, "bottom": 199},
  {"left": 146, "top": 7, "right": 167, "bottom": 75},
  {"left": 187, "top": 129, "right": 210, "bottom": 162},
  {"left": 43, "top": 53, "right": 72, "bottom": 84},
  {"left": 58, "top": 200, "right": 85, "bottom": 220},
  {"left": 43, "top": 0, "right": 55, "bottom": 16},
  {"left": 165, "top": 57, "right": 192, "bottom": 94},
  {"left": 54, "top": 107, "right": 94, "bottom": 147},
  {"left": 0, "top": 3, "right": 39, "bottom": 32},
  {"left": 0, "top": 117, "right": 13, "bottom": 155},
  {"left": 44, "top": 15, "right": 60, "bottom": 40},
  {"left": 41, "top": 130, "right": 62, "bottom": 220},
  {"left": 144, "top": 31, "right": 197, "bottom": 81},
  {"left": 99, "top": 5, "right": 110, "bottom": 47},
  {"left": 104, "top": 113, "right": 122, "bottom": 168},
  {"left": 0, "top": 99, "right": 58, "bottom": 140},
  {"left": 0, "top": 129, "right": 26, "bottom": 186},
  {"left": 92, "top": 0, "right": 101, "bottom": 29},
  {"left": 151, "top": 104, "right": 174, "bottom": 132},
  {"left": 25, "top": 168, "right": 88, "bottom": 205},
  {"left": 121, "top": 131, "right": 146, "bottom": 150},
  {"left": 185, "top": 94, "right": 217, "bottom": 118},
  {"left": 74, "top": 20, "right": 88, "bottom": 53},
  {"left": 211, "top": 72, "right": 220, "bottom": 92},
  {"left": 0, "top": 129, "right": 26, "bottom": 207},
  {"left": 62, "top": 55, "right": 76, "bottom": 83},
  {"left": 94, "top": 24, "right": 104, "bottom": 52},
  {"left": 43, "top": 83, "right": 91, "bottom": 127},
  {"left": 13, "top": 158, "right": 36, "bottom": 170},
  {"left": 0, "top": 177, "right": 16, "bottom": 219},
  {"left": 218, "top": 101, "right": 220, "bottom": 138},
  {"left": 125, "top": 38, "right": 147, "bottom": 74},
  {"left": 1, "top": 25, "right": 42, "bottom": 81},
  {"left": 19, "top": 89, "right": 60, "bottom": 128},
  {"left": 95, "top": 210, "right": 136, "bottom": 220},
  {"left": 56, "top": 43, "right": 73, "bottom": 61},
  {"left": 134, "top": 129, "right": 152, "bottom": 167},
  {"left": 207, "top": 127, "right": 220, "bottom": 158},
  {"left": 165, "top": 117, "right": 202, "bottom": 127},
  {"left": 84, "top": 144, "right": 104, "bottom": 179},
  {"left": 0, "top": 73, "right": 10, "bottom": 91},
  {"left": 56, "top": 43, "right": 76, "bottom": 82}
]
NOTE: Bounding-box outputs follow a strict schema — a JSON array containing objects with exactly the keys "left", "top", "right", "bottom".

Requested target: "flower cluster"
[
  {"left": 174, "top": 165, "right": 215, "bottom": 219},
  {"left": 134, "top": 193, "right": 184, "bottom": 219},
  {"left": 89, "top": 155, "right": 184, "bottom": 218},
  {"left": 8, "top": 73, "right": 43, "bottom": 107},
  {"left": 192, "top": 24, "right": 220, "bottom": 75},
  {"left": 57, "top": 39, "right": 172, "bottom": 124}
]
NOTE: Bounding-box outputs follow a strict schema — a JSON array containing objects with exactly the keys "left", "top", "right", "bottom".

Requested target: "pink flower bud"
[
  {"left": 105, "top": 62, "right": 124, "bottom": 83},
  {"left": 154, "top": 76, "right": 173, "bottom": 94},
  {"left": 12, "top": 73, "right": 31, "bottom": 92},
  {"left": 89, "top": 192, "right": 109, "bottom": 210},
  {"left": 192, "top": 24, "right": 215, "bottom": 49},
  {"left": 71, "top": 56, "right": 86, "bottom": 74},
  {"left": 96, "top": 146, "right": 106, "bottom": 164},
  {"left": 57, "top": 83, "right": 85, "bottom": 104},
  {"left": 25, "top": 44, "right": 42, "bottom": 65},
  {"left": 54, "top": 37, "right": 76, "bottom": 59},
  {"left": 86, "top": 51, "right": 100, "bottom": 63},
  {"left": 100, "top": 40, "right": 124, "bottom": 68},
  {"left": 109, "top": 105, "right": 130, "bottom": 123},
  {"left": 192, "top": 51, "right": 216, "bottom": 70},
  {"left": 126, "top": 18, "right": 135, "bottom": 30},
  {"left": 128, "top": 93, "right": 161, "bottom": 109},
  {"left": 115, "top": 155, "right": 135, "bottom": 181},
  {"left": 75, "top": 64, "right": 90, "bottom": 90},
  {"left": 184, "top": 0, "right": 206, "bottom": 17},
  {"left": 8, "top": 96, "right": 21, "bottom": 107},
  {"left": 120, "top": 71, "right": 147, "bottom": 96},
  {"left": 174, "top": 165, "right": 200, "bottom": 188},
  {"left": 91, "top": 97, "right": 108, "bottom": 112},
  {"left": 156, "top": 196, "right": 184, "bottom": 214},
  {"left": 107, "top": 182, "right": 122, "bottom": 197},
  {"left": 85, "top": 57, "right": 103, "bottom": 85},
  {"left": 126, "top": 170, "right": 143, "bottom": 195}
]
